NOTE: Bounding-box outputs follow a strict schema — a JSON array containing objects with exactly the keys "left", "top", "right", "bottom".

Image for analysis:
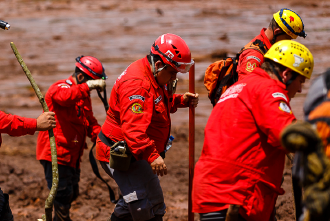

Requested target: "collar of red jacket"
[
  {"left": 260, "top": 28, "right": 273, "bottom": 50},
  {"left": 67, "top": 76, "right": 76, "bottom": 86},
  {"left": 142, "top": 56, "right": 160, "bottom": 89},
  {"left": 252, "top": 67, "right": 287, "bottom": 90}
]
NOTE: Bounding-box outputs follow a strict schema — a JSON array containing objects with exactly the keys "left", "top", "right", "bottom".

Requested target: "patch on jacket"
[
  {"left": 131, "top": 103, "right": 143, "bottom": 114},
  {"left": 65, "top": 80, "right": 73, "bottom": 85},
  {"left": 154, "top": 95, "right": 162, "bottom": 104},
  {"left": 246, "top": 62, "right": 257, "bottom": 72},
  {"left": 218, "top": 83, "right": 246, "bottom": 103},
  {"left": 57, "top": 83, "right": 70, "bottom": 88},
  {"left": 129, "top": 95, "right": 145, "bottom": 102},
  {"left": 246, "top": 56, "right": 261, "bottom": 63},
  {"left": 279, "top": 101, "right": 292, "bottom": 114},
  {"left": 272, "top": 92, "right": 288, "bottom": 102}
]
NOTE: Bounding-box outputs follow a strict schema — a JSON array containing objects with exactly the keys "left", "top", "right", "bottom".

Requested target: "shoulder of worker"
[
  {"left": 115, "top": 57, "right": 152, "bottom": 92},
  {"left": 49, "top": 77, "right": 74, "bottom": 89},
  {"left": 245, "top": 68, "right": 288, "bottom": 99}
]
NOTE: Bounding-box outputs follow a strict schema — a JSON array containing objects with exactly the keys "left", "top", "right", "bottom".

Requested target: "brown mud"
[{"left": 0, "top": 0, "right": 330, "bottom": 220}]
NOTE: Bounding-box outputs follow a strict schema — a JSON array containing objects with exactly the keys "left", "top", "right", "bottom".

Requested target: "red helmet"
[
  {"left": 75, "top": 56, "right": 107, "bottom": 79},
  {"left": 150, "top": 33, "right": 194, "bottom": 73}
]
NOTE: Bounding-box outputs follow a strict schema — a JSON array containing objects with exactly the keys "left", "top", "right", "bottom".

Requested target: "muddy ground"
[{"left": 0, "top": 0, "right": 330, "bottom": 220}]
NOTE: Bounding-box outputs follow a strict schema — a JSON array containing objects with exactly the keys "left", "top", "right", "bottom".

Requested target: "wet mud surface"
[{"left": 1, "top": 0, "right": 330, "bottom": 220}]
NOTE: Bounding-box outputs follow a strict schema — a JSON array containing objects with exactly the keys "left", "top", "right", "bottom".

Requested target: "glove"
[
  {"left": 86, "top": 79, "right": 106, "bottom": 91},
  {"left": 280, "top": 121, "right": 322, "bottom": 153}
]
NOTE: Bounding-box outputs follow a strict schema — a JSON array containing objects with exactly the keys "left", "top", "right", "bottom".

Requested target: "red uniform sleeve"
[
  {"left": 118, "top": 80, "right": 159, "bottom": 164},
  {"left": 84, "top": 97, "right": 101, "bottom": 142},
  {"left": 252, "top": 85, "right": 296, "bottom": 148},
  {"left": 50, "top": 82, "right": 90, "bottom": 107},
  {"left": 237, "top": 49, "right": 264, "bottom": 79},
  {"left": 0, "top": 111, "right": 37, "bottom": 146},
  {"left": 170, "top": 94, "right": 188, "bottom": 113}
]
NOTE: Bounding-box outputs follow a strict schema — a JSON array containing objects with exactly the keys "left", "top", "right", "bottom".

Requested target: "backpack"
[{"left": 204, "top": 39, "right": 268, "bottom": 106}]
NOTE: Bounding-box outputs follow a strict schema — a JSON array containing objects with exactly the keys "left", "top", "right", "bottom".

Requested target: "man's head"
[
  {"left": 268, "top": 8, "right": 306, "bottom": 44},
  {"left": 149, "top": 33, "right": 194, "bottom": 86},
  {"left": 262, "top": 40, "right": 314, "bottom": 99},
  {"left": 74, "top": 56, "right": 107, "bottom": 84}
]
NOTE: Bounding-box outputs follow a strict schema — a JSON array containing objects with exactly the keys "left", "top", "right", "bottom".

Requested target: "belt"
[
  {"left": 98, "top": 130, "right": 165, "bottom": 161},
  {"left": 98, "top": 130, "right": 115, "bottom": 147},
  {"left": 98, "top": 130, "right": 137, "bottom": 163}
]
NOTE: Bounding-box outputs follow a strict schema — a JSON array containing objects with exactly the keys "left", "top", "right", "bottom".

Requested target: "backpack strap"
[
  {"left": 212, "top": 58, "right": 238, "bottom": 106},
  {"left": 238, "top": 39, "right": 268, "bottom": 56}
]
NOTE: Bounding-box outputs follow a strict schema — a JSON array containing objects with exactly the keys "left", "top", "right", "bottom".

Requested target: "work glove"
[
  {"left": 280, "top": 121, "right": 322, "bottom": 153},
  {"left": 86, "top": 79, "right": 106, "bottom": 91}
]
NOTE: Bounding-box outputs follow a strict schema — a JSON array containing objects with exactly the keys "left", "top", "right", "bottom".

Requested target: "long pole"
[
  {"left": 188, "top": 62, "right": 195, "bottom": 221},
  {"left": 10, "top": 42, "right": 58, "bottom": 221}
]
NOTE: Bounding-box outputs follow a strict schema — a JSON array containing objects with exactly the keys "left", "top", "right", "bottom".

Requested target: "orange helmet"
[
  {"left": 75, "top": 56, "right": 107, "bottom": 79},
  {"left": 150, "top": 33, "right": 194, "bottom": 73}
]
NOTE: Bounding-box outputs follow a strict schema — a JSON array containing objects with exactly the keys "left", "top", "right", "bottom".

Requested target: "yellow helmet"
[
  {"left": 264, "top": 40, "right": 313, "bottom": 79},
  {"left": 273, "top": 8, "right": 306, "bottom": 39}
]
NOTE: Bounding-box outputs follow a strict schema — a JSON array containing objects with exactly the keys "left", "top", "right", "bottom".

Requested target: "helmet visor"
[{"left": 175, "top": 59, "right": 194, "bottom": 73}]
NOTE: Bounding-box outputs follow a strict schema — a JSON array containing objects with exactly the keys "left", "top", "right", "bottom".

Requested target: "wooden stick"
[{"left": 10, "top": 42, "right": 59, "bottom": 221}]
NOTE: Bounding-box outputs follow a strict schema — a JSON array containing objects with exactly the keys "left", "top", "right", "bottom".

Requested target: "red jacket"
[
  {"left": 36, "top": 76, "right": 101, "bottom": 168},
  {"left": 192, "top": 67, "right": 295, "bottom": 221},
  {"left": 237, "top": 28, "right": 272, "bottom": 80},
  {"left": 96, "top": 56, "right": 188, "bottom": 164},
  {"left": 0, "top": 111, "right": 37, "bottom": 146}
]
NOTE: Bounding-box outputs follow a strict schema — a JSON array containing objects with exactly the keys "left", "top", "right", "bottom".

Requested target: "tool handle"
[{"left": 0, "top": 20, "right": 10, "bottom": 30}]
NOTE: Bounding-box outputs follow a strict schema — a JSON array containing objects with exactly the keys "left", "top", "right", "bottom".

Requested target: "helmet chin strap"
[{"left": 151, "top": 55, "right": 167, "bottom": 83}]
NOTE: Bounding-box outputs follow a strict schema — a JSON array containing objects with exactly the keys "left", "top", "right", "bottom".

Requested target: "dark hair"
[
  {"left": 268, "top": 18, "right": 280, "bottom": 31},
  {"left": 72, "top": 67, "right": 93, "bottom": 80},
  {"left": 147, "top": 53, "right": 165, "bottom": 65}
]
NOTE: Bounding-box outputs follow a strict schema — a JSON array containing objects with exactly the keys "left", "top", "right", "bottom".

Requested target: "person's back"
[
  {"left": 193, "top": 40, "right": 314, "bottom": 221},
  {"left": 194, "top": 67, "right": 294, "bottom": 220},
  {"left": 36, "top": 55, "right": 106, "bottom": 221}
]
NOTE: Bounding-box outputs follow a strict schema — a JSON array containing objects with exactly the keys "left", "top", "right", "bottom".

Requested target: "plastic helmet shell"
[
  {"left": 264, "top": 40, "right": 314, "bottom": 79},
  {"left": 273, "top": 8, "right": 306, "bottom": 39},
  {"left": 75, "top": 56, "right": 106, "bottom": 79},
  {"left": 150, "top": 33, "right": 193, "bottom": 73}
]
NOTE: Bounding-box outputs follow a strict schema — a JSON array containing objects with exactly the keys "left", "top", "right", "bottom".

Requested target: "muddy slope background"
[{"left": 0, "top": 0, "right": 330, "bottom": 220}]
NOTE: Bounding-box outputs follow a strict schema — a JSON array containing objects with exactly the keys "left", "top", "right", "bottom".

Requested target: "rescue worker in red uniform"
[
  {"left": 36, "top": 56, "right": 107, "bottom": 221},
  {"left": 237, "top": 8, "right": 306, "bottom": 80},
  {"left": 192, "top": 40, "right": 314, "bottom": 221},
  {"left": 0, "top": 111, "right": 56, "bottom": 221},
  {"left": 96, "top": 33, "right": 199, "bottom": 221}
]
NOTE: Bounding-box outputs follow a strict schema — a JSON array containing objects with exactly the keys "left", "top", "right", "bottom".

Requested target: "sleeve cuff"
[
  {"left": 142, "top": 145, "right": 160, "bottom": 164},
  {"left": 24, "top": 117, "right": 37, "bottom": 134}
]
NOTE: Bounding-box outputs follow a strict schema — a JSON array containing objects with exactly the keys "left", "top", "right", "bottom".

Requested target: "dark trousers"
[
  {"left": 0, "top": 188, "right": 13, "bottom": 221},
  {"left": 200, "top": 209, "right": 246, "bottom": 221},
  {"left": 40, "top": 160, "right": 80, "bottom": 221}
]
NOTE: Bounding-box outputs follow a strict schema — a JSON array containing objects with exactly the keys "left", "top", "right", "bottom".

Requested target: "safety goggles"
[
  {"left": 152, "top": 43, "right": 194, "bottom": 73},
  {"left": 75, "top": 56, "right": 108, "bottom": 79},
  {"left": 279, "top": 8, "right": 307, "bottom": 38}
]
